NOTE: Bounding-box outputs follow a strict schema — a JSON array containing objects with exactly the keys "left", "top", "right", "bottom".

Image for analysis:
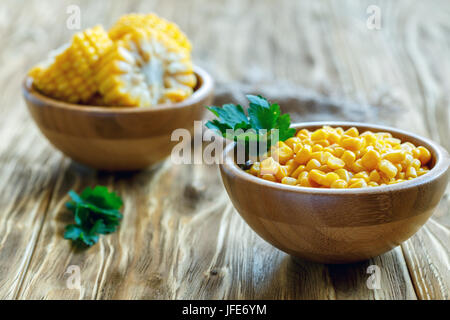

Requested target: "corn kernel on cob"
[
  {"left": 109, "top": 13, "right": 191, "bottom": 53},
  {"left": 96, "top": 28, "right": 196, "bottom": 107},
  {"left": 29, "top": 25, "right": 113, "bottom": 103}
]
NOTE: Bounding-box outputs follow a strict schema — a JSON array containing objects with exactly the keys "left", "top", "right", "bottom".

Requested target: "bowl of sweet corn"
[
  {"left": 22, "top": 14, "right": 214, "bottom": 170},
  {"left": 220, "top": 122, "right": 449, "bottom": 263}
]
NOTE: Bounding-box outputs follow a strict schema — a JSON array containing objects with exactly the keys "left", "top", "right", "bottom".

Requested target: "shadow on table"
[{"left": 253, "top": 255, "right": 373, "bottom": 299}]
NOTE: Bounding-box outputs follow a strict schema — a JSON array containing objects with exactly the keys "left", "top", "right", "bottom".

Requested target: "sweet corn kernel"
[
  {"left": 345, "top": 127, "right": 359, "bottom": 137},
  {"left": 296, "top": 129, "right": 310, "bottom": 138},
  {"left": 319, "top": 165, "right": 333, "bottom": 173},
  {"left": 327, "top": 156, "right": 346, "bottom": 169},
  {"left": 272, "top": 143, "right": 294, "bottom": 165},
  {"left": 354, "top": 171, "right": 369, "bottom": 182},
  {"left": 341, "top": 150, "right": 356, "bottom": 167},
  {"left": 401, "top": 153, "right": 413, "bottom": 167},
  {"left": 327, "top": 131, "right": 341, "bottom": 144},
  {"left": 284, "top": 137, "right": 301, "bottom": 150},
  {"left": 311, "top": 144, "right": 324, "bottom": 152},
  {"left": 333, "top": 146, "right": 346, "bottom": 158},
  {"left": 297, "top": 171, "right": 309, "bottom": 181},
  {"left": 406, "top": 166, "right": 417, "bottom": 178},
  {"left": 260, "top": 157, "right": 279, "bottom": 175},
  {"left": 298, "top": 174, "right": 312, "bottom": 187},
  {"left": 294, "top": 144, "right": 312, "bottom": 164},
  {"left": 412, "top": 148, "right": 421, "bottom": 159},
  {"left": 417, "top": 146, "right": 431, "bottom": 165},
  {"left": 291, "top": 165, "right": 306, "bottom": 179},
  {"left": 349, "top": 179, "right": 367, "bottom": 188},
  {"left": 246, "top": 126, "right": 433, "bottom": 189},
  {"left": 351, "top": 159, "right": 365, "bottom": 173},
  {"left": 309, "top": 169, "right": 326, "bottom": 185},
  {"left": 379, "top": 159, "right": 398, "bottom": 179},
  {"left": 361, "top": 149, "right": 381, "bottom": 170},
  {"left": 330, "top": 179, "right": 347, "bottom": 188},
  {"left": 411, "top": 159, "right": 421, "bottom": 170},
  {"left": 316, "top": 139, "right": 330, "bottom": 147},
  {"left": 275, "top": 166, "right": 288, "bottom": 181},
  {"left": 311, "top": 129, "right": 328, "bottom": 141},
  {"left": 335, "top": 168, "right": 351, "bottom": 182},
  {"left": 340, "top": 137, "right": 364, "bottom": 151},
  {"left": 281, "top": 177, "right": 297, "bottom": 185},
  {"left": 261, "top": 174, "right": 277, "bottom": 182},
  {"left": 369, "top": 170, "right": 380, "bottom": 183},
  {"left": 306, "top": 159, "right": 322, "bottom": 171},
  {"left": 417, "top": 168, "right": 429, "bottom": 176},
  {"left": 293, "top": 143, "right": 304, "bottom": 153},
  {"left": 249, "top": 162, "right": 260, "bottom": 176},
  {"left": 324, "top": 172, "right": 340, "bottom": 187},
  {"left": 285, "top": 159, "right": 299, "bottom": 175}
]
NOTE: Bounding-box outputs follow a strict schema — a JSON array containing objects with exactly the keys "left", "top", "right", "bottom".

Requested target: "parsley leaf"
[
  {"left": 206, "top": 95, "right": 295, "bottom": 150},
  {"left": 64, "top": 186, "right": 123, "bottom": 247}
]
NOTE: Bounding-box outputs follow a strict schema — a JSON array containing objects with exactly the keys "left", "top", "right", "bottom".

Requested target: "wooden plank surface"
[{"left": 0, "top": 0, "right": 448, "bottom": 299}]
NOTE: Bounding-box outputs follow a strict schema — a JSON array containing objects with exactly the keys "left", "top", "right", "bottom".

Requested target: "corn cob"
[
  {"left": 109, "top": 13, "right": 191, "bottom": 53},
  {"left": 29, "top": 25, "right": 113, "bottom": 103},
  {"left": 96, "top": 28, "right": 196, "bottom": 107}
]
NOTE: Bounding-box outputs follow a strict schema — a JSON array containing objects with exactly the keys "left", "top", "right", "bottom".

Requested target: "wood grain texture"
[{"left": 0, "top": 0, "right": 448, "bottom": 299}]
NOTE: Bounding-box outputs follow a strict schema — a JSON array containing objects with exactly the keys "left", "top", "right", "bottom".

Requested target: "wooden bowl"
[
  {"left": 220, "top": 122, "right": 450, "bottom": 263},
  {"left": 22, "top": 66, "right": 214, "bottom": 171}
]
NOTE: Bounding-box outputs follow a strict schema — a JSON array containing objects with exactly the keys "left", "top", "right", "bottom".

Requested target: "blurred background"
[{"left": 1, "top": 0, "right": 448, "bottom": 147}]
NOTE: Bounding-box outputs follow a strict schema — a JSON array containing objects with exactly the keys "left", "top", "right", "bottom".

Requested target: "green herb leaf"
[
  {"left": 64, "top": 186, "right": 123, "bottom": 247},
  {"left": 205, "top": 95, "right": 295, "bottom": 151}
]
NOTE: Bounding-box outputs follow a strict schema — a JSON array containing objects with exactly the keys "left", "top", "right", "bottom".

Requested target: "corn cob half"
[
  {"left": 109, "top": 13, "right": 192, "bottom": 53},
  {"left": 96, "top": 28, "right": 196, "bottom": 107},
  {"left": 29, "top": 25, "right": 113, "bottom": 103}
]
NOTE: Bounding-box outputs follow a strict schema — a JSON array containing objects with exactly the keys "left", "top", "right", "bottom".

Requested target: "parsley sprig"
[
  {"left": 64, "top": 186, "right": 123, "bottom": 247},
  {"left": 206, "top": 95, "right": 295, "bottom": 149}
]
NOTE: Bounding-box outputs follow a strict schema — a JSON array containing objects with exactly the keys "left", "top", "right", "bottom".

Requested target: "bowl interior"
[{"left": 224, "top": 121, "right": 449, "bottom": 194}]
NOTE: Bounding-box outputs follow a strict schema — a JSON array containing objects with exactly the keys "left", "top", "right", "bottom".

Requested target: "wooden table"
[{"left": 0, "top": 0, "right": 448, "bottom": 300}]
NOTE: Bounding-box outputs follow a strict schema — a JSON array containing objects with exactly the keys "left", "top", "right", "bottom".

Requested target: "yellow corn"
[
  {"left": 340, "top": 137, "right": 364, "bottom": 151},
  {"left": 331, "top": 179, "right": 347, "bottom": 188},
  {"left": 108, "top": 13, "right": 192, "bottom": 52},
  {"left": 369, "top": 170, "right": 381, "bottom": 183},
  {"left": 379, "top": 159, "right": 398, "bottom": 179},
  {"left": 96, "top": 27, "right": 196, "bottom": 107},
  {"left": 344, "top": 127, "right": 359, "bottom": 137},
  {"left": 29, "top": 25, "right": 113, "bottom": 103},
  {"left": 260, "top": 157, "right": 279, "bottom": 176},
  {"left": 361, "top": 149, "right": 381, "bottom": 170},
  {"left": 291, "top": 165, "right": 306, "bottom": 179},
  {"left": 249, "top": 162, "right": 260, "bottom": 176},
  {"left": 382, "top": 150, "right": 405, "bottom": 163},
  {"left": 327, "top": 156, "right": 345, "bottom": 169},
  {"left": 305, "top": 159, "right": 322, "bottom": 171},
  {"left": 272, "top": 142, "right": 294, "bottom": 165},
  {"left": 311, "top": 129, "right": 328, "bottom": 141},
  {"left": 417, "top": 146, "right": 431, "bottom": 165},
  {"left": 284, "top": 137, "right": 301, "bottom": 150},
  {"left": 294, "top": 144, "right": 312, "bottom": 164},
  {"left": 246, "top": 126, "right": 433, "bottom": 189},
  {"left": 281, "top": 177, "right": 297, "bottom": 185},
  {"left": 341, "top": 150, "right": 356, "bottom": 167}
]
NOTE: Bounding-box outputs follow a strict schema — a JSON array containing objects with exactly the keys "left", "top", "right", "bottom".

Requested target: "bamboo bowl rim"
[
  {"left": 22, "top": 65, "right": 214, "bottom": 114},
  {"left": 221, "top": 121, "right": 450, "bottom": 195}
]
